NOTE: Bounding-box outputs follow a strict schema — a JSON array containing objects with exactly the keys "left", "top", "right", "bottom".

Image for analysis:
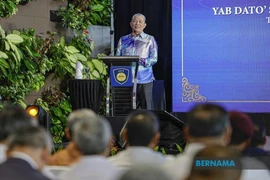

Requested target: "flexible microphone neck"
[
  {"left": 108, "top": 35, "right": 134, "bottom": 56},
  {"left": 108, "top": 42, "right": 123, "bottom": 56}
]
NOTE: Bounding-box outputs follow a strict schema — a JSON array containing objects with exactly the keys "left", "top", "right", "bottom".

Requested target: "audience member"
[
  {"left": 229, "top": 111, "right": 254, "bottom": 152},
  {"left": 0, "top": 126, "right": 52, "bottom": 180},
  {"left": 243, "top": 123, "right": 269, "bottom": 156},
  {"left": 229, "top": 111, "right": 270, "bottom": 180},
  {"left": 242, "top": 123, "right": 270, "bottom": 169},
  {"left": 187, "top": 146, "right": 242, "bottom": 180},
  {"left": 0, "top": 105, "right": 36, "bottom": 163},
  {"left": 48, "top": 109, "right": 96, "bottom": 166},
  {"left": 59, "top": 116, "right": 121, "bottom": 180},
  {"left": 119, "top": 165, "right": 173, "bottom": 180},
  {"left": 108, "top": 110, "right": 172, "bottom": 168},
  {"left": 164, "top": 103, "right": 232, "bottom": 180}
]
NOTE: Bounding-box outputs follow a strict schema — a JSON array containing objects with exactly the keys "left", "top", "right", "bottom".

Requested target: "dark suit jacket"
[{"left": 0, "top": 158, "right": 51, "bottom": 180}]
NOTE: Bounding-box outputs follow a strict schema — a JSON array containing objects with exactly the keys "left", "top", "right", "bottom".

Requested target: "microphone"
[{"left": 108, "top": 35, "right": 134, "bottom": 56}]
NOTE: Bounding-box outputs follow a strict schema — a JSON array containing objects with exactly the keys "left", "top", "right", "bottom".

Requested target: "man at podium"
[{"left": 116, "top": 13, "right": 158, "bottom": 110}]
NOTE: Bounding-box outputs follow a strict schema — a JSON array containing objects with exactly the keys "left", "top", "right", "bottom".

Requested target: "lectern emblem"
[{"left": 113, "top": 68, "right": 130, "bottom": 85}]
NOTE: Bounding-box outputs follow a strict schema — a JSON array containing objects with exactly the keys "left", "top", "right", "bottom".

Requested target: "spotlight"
[
  {"left": 25, "top": 105, "right": 50, "bottom": 131},
  {"left": 26, "top": 106, "right": 39, "bottom": 117}
]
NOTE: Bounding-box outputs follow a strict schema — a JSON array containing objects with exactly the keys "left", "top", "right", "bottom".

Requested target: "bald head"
[{"left": 125, "top": 110, "right": 159, "bottom": 146}]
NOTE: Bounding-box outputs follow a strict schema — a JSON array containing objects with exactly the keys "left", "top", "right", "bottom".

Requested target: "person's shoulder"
[
  {"left": 142, "top": 32, "right": 155, "bottom": 39},
  {"left": 164, "top": 153, "right": 188, "bottom": 170},
  {"left": 241, "top": 156, "right": 269, "bottom": 169},
  {"left": 108, "top": 149, "right": 128, "bottom": 161},
  {"left": 164, "top": 154, "right": 176, "bottom": 162}
]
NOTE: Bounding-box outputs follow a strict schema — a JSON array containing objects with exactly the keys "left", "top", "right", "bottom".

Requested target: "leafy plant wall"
[
  {"left": 0, "top": 0, "right": 111, "bottom": 145},
  {"left": 58, "top": 0, "right": 111, "bottom": 31},
  {"left": 36, "top": 87, "right": 72, "bottom": 144},
  {"left": 0, "top": 27, "right": 52, "bottom": 108},
  {"left": 0, "top": 28, "right": 107, "bottom": 145},
  {"left": 0, "top": 0, "right": 20, "bottom": 18}
]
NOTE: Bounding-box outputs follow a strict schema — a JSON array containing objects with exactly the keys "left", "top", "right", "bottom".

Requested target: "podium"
[{"left": 101, "top": 56, "right": 140, "bottom": 116}]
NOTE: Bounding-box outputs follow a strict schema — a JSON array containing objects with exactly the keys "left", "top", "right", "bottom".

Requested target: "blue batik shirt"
[{"left": 116, "top": 32, "right": 158, "bottom": 84}]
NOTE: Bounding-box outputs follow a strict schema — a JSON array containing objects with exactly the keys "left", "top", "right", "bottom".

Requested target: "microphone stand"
[{"left": 110, "top": 0, "right": 114, "bottom": 56}]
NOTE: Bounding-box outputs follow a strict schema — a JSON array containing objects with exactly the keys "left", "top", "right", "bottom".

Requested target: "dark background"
[{"left": 113, "top": 0, "right": 270, "bottom": 134}]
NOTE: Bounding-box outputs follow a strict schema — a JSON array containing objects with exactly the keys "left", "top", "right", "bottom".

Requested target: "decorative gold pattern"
[{"left": 182, "top": 77, "right": 207, "bottom": 102}]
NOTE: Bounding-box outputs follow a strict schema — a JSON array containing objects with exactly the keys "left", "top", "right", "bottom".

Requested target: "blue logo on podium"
[{"left": 111, "top": 66, "right": 132, "bottom": 87}]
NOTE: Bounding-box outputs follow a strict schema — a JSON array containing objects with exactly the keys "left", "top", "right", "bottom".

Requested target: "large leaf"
[
  {"left": 12, "top": 30, "right": 20, "bottom": 35},
  {"left": 91, "top": 13, "right": 102, "bottom": 22},
  {"left": 17, "top": 100, "right": 26, "bottom": 109},
  {"left": 101, "top": 67, "right": 107, "bottom": 75},
  {"left": 25, "top": 46, "right": 33, "bottom": 57},
  {"left": 5, "top": 55, "right": 15, "bottom": 70},
  {"left": 75, "top": 53, "right": 87, "bottom": 62},
  {"left": 91, "top": 4, "right": 104, "bottom": 12},
  {"left": 0, "top": 51, "right": 8, "bottom": 59},
  {"left": 92, "top": 59, "right": 104, "bottom": 73},
  {"left": 59, "top": 100, "right": 72, "bottom": 113},
  {"left": 67, "top": 46, "right": 80, "bottom": 54},
  {"left": 65, "top": 65, "right": 75, "bottom": 75},
  {"left": 13, "top": 46, "right": 21, "bottom": 63},
  {"left": 0, "top": 58, "right": 10, "bottom": 69},
  {"left": 7, "top": 40, "right": 15, "bottom": 51},
  {"left": 6, "top": 34, "right": 23, "bottom": 44},
  {"left": 86, "top": 61, "right": 95, "bottom": 73},
  {"left": 53, "top": 107, "right": 63, "bottom": 118},
  {"left": 60, "top": 37, "right": 65, "bottom": 48},
  {"left": 69, "top": 53, "right": 78, "bottom": 63},
  {"left": 90, "top": 69, "right": 100, "bottom": 79},
  {"left": 10, "top": 52, "right": 19, "bottom": 66},
  {"left": 0, "top": 26, "right": 5, "bottom": 38},
  {"left": 24, "top": 59, "right": 37, "bottom": 71},
  {"left": 0, "top": 66, "right": 7, "bottom": 76},
  {"left": 70, "top": 62, "right": 76, "bottom": 69},
  {"left": 4, "top": 41, "right": 10, "bottom": 51}
]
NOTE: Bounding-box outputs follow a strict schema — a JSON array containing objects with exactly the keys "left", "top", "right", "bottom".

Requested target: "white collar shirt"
[
  {"left": 108, "top": 146, "right": 174, "bottom": 169},
  {"left": 59, "top": 155, "right": 121, "bottom": 180}
]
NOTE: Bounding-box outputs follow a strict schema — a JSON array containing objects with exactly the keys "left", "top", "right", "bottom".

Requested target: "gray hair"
[
  {"left": 119, "top": 165, "right": 173, "bottom": 180},
  {"left": 131, "top": 13, "right": 146, "bottom": 23},
  {"left": 73, "top": 116, "right": 112, "bottom": 155},
  {"left": 67, "top": 109, "right": 96, "bottom": 136},
  {"left": 8, "top": 126, "right": 53, "bottom": 151}
]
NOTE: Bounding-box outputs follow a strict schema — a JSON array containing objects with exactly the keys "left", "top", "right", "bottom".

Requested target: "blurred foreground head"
[
  {"left": 73, "top": 116, "right": 112, "bottom": 156},
  {"left": 0, "top": 105, "right": 36, "bottom": 143},
  {"left": 7, "top": 126, "right": 52, "bottom": 170},
  {"left": 188, "top": 146, "right": 242, "bottom": 180},
  {"left": 66, "top": 109, "right": 96, "bottom": 140},
  {"left": 185, "top": 103, "right": 231, "bottom": 146},
  {"left": 119, "top": 165, "right": 173, "bottom": 180},
  {"left": 229, "top": 111, "right": 254, "bottom": 152},
  {"left": 123, "top": 110, "right": 160, "bottom": 148}
]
